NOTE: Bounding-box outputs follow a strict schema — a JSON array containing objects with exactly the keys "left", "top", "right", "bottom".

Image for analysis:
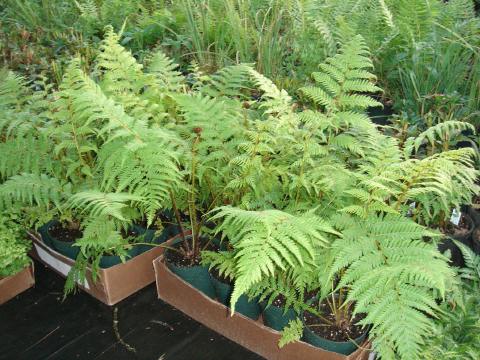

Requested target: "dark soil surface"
[
  {"left": 271, "top": 294, "right": 288, "bottom": 308},
  {"left": 303, "top": 299, "right": 365, "bottom": 342},
  {"left": 120, "top": 228, "right": 140, "bottom": 239},
  {"left": 445, "top": 214, "right": 473, "bottom": 238},
  {"left": 165, "top": 237, "right": 214, "bottom": 267},
  {"left": 0, "top": 260, "right": 264, "bottom": 360},
  {"left": 48, "top": 222, "right": 83, "bottom": 243}
]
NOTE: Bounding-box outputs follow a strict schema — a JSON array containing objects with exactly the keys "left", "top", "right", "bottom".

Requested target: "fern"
[
  {"left": 330, "top": 214, "right": 456, "bottom": 359},
  {"left": 146, "top": 50, "right": 185, "bottom": 93},
  {"left": 201, "top": 64, "right": 253, "bottom": 99},
  {"left": 210, "top": 207, "right": 336, "bottom": 313},
  {"left": 67, "top": 191, "right": 143, "bottom": 222},
  {"left": 279, "top": 319, "right": 304, "bottom": 348},
  {"left": 405, "top": 120, "right": 476, "bottom": 155},
  {"left": 98, "top": 139, "right": 183, "bottom": 225},
  {"left": 300, "top": 35, "right": 382, "bottom": 112},
  {"left": 0, "top": 173, "right": 64, "bottom": 209}
]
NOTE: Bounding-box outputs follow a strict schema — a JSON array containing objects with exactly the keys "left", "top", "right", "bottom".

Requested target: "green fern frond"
[
  {"left": 0, "top": 173, "right": 64, "bottom": 209},
  {"left": 330, "top": 214, "right": 456, "bottom": 359},
  {"left": 67, "top": 191, "right": 143, "bottom": 221},
  {"left": 300, "top": 35, "right": 382, "bottom": 112},
  {"left": 408, "top": 120, "right": 476, "bottom": 155},
  {"left": 279, "top": 318, "right": 304, "bottom": 348},
  {"left": 210, "top": 207, "right": 335, "bottom": 313},
  {"left": 201, "top": 64, "right": 253, "bottom": 99},
  {"left": 0, "top": 69, "right": 28, "bottom": 110},
  {"left": 99, "top": 139, "right": 183, "bottom": 225},
  {"left": 146, "top": 50, "right": 185, "bottom": 93},
  {"left": 97, "top": 26, "right": 145, "bottom": 95}
]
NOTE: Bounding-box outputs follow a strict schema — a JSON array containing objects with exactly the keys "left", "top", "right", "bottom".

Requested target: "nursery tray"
[
  {"left": 0, "top": 264, "right": 35, "bottom": 305},
  {"left": 153, "top": 256, "right": 371, "bottom": 360},
  {"left": 30, "top": 234, "right": 183, "bottom": 306}
]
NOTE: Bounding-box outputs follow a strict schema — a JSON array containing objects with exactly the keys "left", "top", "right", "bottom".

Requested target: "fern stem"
[
  {"left": 169, "top": 189, "right": 188, "bottom": 247},
  {"left": 189, "top": 132, "right": 201, "bottom": 262}
]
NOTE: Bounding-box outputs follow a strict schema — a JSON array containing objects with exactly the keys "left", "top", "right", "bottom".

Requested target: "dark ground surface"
[{"left": 0, "top": 261, "right": 264, "bottom": 360}]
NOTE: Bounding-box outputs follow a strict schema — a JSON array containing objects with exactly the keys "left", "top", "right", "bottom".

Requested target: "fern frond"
[
  {"left": 201, "top": 64, "right": 253, "bottom": 99},
  {"left": 67, "top": 191, "right": 143, "bottom": 221},
  {"left": 210, "top": 207, "right": 335, "bottom": 313},
  {"left": 279, "top": 318, "right": 304, "bottom": 348},
  {"left": 300, "top": 35, "right": 382, "bottom": 112},
  {"left": 0, "top": 173, "right": 64, "bottom": 209},
  {"left": 330, "top": 214, "right": 456, "bottom": 359},
  {"left": 146, "top": 50, "right": 185, "bottom": 93}
]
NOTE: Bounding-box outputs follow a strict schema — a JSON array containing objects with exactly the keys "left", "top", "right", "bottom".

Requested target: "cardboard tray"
[
  {"left": 30, "top": 233, "right": 182, "bottom": 306},
  {"left": 0, "top": 264, "right": 35, "bottom": 305},
  {"left": 154, "top": 256, "right": 371, "bottom": 360}
]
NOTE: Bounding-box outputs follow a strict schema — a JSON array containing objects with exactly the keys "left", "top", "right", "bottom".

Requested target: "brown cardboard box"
[
  {"left": 154, "top": 256, "right": 371, "bottom": 360},
  {"left": 0, "top": 264, "right": 35, "bottom": 305},
  {"left": 30, "top": 234, "right": 182, "bottom": 306}
]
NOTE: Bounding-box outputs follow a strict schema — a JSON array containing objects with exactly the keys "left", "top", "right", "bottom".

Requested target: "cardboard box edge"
[
  {"left": 31, "top": 234, "right": 185, "bottom": 306},
  {"left": 0, "top": 263, "right": 35, "bottom": 305},
  {"left": 153, "top": 256, "right": 371, "bottom": 360}
]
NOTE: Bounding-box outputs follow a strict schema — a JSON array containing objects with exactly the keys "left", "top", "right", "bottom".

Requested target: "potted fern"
[
  {"left": 403, "top": 122, "right": 479, "bottom": 265},
  {"left": 0, "top": 31, "right": 187, "bottom": 294},
  {"left": 200, "top": 36, "right": 478, "bottom": 359}
]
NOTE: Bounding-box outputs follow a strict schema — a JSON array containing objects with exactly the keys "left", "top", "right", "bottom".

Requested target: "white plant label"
[
  {"left": 407, "top": 202, "right": 416, "bottom": 216},
  {"left": 450, "top": 209, "right": 461, "bottom": 226}
]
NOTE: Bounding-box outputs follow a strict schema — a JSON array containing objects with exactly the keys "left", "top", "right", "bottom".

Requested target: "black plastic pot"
[
  {"left": 37, "top": 221, "right": 55, "bottom": 248},
  {"left": 38, "top": 220, "right": 80, "bottom": 260},
  {"left": 211, "top": 276, "right": 261, "bottom": 320},
  {"left": 468, "top": 206, "right": 480, "bottom": 227},
  {"left": 467, "top": 206, "right": 480, "bottom": 254},
  {"left": 302, "top": 321, "right": 367, "bottom": 356},
  {"left": 472, "top": 228, "right": 480, "bottom": 255},
  {"left": 262, "top": 303, "right": 298, "bottom": 332},
  {"left": 438, "top": 213, "right": 475, "bottom": 267},
  {"left": 165, "top": 238, "right": 216, "bottom": 299}
]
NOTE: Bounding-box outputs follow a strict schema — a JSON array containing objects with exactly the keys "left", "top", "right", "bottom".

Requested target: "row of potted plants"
[
  {"left": 0, "top": 30, "right": 478, "bottom": 359},
  {"left": 0, "top": 210, "right": 35, "bottom": 304}
]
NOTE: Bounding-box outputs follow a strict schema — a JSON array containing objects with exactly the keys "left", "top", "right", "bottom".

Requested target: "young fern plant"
[
  {"left": 419, "top": 241, "right": 480, "bottom": 360},
  {"left": 204, "top": 206, "right": 336, "bottom": 313},
  {"left": 0, "top": 31, "right": 189, "bottom": 292},
  {"left": 202, "top": 36, "right": 475, "bottom": 360}
]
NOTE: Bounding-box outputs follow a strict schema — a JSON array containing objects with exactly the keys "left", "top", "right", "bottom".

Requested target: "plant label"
[
  {"left": 450, "top": 209, "right": 461, "bottom": 226},
  {"left": 407, "top": 202, "right": 416, "bottom": 216}
]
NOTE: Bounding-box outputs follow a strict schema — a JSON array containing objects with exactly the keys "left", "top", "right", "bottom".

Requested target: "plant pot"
[
  {"left": 164, "top": 237, "right": 216, "bottom": 298},
  {"left": 50, "top": 236, "right": 80, "bottom": 260},
  {"left": 37, "top": 220, "right": 56, "bottom": 248},
  {"left": 438, "top": 213, "right": 475, "bottom": 267},
  {"left": 166, "top": 261, "right": 215, "bottom": 298},
  {"left": 132, "top": 224, "right": 182, "bottom": 254},
  {"left": 211, "top": 276, "right": 261, "bottom": 320},
  {"left": 99, "top": 246, "right": 140, "bottom": 268},
  {"left": 472, "top": 228, "right": 480, "bottom": 255},
  {"left": 468, "top": 205, "right": 480, "bottom": 227},
  {"left": 302, "top": 321, "right": 368, "bottom": 356},
  {"left": 130, "top": 224, "right": 156, "bottom": 254},
  {"left": 262, "top": 303, "right": 298, "bottom": 332},
  {"left": 38, "top": 220, "right": 80, "bottom": 260},
  {"left": 153, "top": 257, "right": 372, "bottom": 360}
]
